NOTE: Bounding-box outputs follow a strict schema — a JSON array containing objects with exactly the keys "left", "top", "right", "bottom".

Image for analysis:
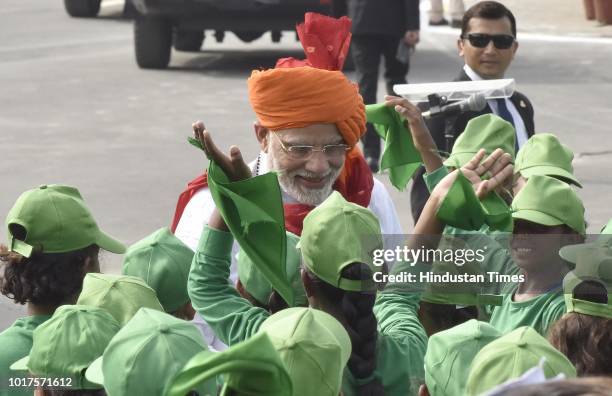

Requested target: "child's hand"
[
  {"left": 384, "top": 95, "right": 431, "bottom": 150},
  {"left": 431, "top": 148, "right": 514, "bottom": 205}
]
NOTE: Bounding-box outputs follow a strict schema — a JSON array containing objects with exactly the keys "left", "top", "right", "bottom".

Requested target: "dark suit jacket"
[
  {"left": 410, "top": 69, "right": 536, "bottom": 223},
  {"left": 346, "top": 0, "right": 420, "bottom": 37}
]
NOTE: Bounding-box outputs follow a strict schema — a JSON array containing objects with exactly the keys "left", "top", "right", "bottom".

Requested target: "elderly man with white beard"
[{"left": 169, "top": 14, "right": 403, "bottom": 352}]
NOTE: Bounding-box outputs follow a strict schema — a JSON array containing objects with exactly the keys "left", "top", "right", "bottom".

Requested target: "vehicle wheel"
[
  {"left": 134, "top": 16, "right": 172, "bottom": 69},
  {"left": 234, "top": 31, "right": 265, "bottom": 43},
  {"left": 173, "top": 30, "right": 204, "bottom": 52},
  {"left": 63, "top": 0, "right": 101, "bottom": 17}
]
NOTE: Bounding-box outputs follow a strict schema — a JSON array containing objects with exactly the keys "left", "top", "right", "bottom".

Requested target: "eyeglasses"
[
  {"left": 462, "top": 33, "right": 515, "bottom": 49},
  {"left": 272, "top": 133, "right": 350, "bottom": 159}
]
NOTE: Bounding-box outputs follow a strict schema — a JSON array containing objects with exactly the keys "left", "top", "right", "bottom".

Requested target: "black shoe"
[
  {"left": 429, "top": 18, "right": 449, "bottom": 26},
  {"left": 366, "top": 156, "right": 380, "bottom": 173},
  {"left": 451, "top": 19, "right": 462, "bottom": 29}
]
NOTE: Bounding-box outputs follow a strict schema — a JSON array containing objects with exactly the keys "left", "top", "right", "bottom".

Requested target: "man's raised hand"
[{"left": 192, "top": 120, "right": 252, "bottom": 182}]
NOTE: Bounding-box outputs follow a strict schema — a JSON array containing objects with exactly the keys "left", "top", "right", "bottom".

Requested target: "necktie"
[{"left": 495, "top": 98, "right": 518, "bottom": 151}]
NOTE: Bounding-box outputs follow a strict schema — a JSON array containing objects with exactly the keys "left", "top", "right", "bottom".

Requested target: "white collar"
[{"left": 463, "top": 64, "right": 483, "bottom": 81}]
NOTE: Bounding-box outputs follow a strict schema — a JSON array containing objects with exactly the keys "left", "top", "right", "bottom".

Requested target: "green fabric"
[
  {"left": 190, "top": 226, "right": 270, "bottom": 347},
  {"left": 298, "top": 191, "right": 383, "bottom": 291},
  {"left": 259, "top": 308, "right": 351, "bottom": 396},
  {"left": 511, "top": 175, "right": 586, "bottom": 235},
  {"left": 515, "top": 133, "right": 581, "bottom": 187},
  {"left": 443, "top": 114, "right": 516, "bottom": 168},
  {"left": 562, "top": 246, "right": 612, "bottom": 319},
  {"left": 423, "top": 166, "right": 450, "bottom": 193},
  {"left": 0, "top": 315, "right": 50, "bottom": 396},
  {"left": 489, "top": 289, "right": 566, "bottom": 336},
  {"left": 10, "top": 305, "right": 119, "bottom": 390},
  {"left": 365, "top": 103, "right": 423, "bottom": 190},
  {"left": 341, "top": 291, "right": 427, "bottom": 396},
  {"left": 207, "top": 160, "right": 294, "bottom": 306},
  {"left": 237, "top": 231, "right": 307, "bottom": 307},
  {"left": 85, "top": 308, "right": 214, "bottom": 396},
  {"left": 465, "top": 326, "right": 577, "bottom": 396},
  {"left": 122, "top": 227, "right": 192, "bottom": 313},
  {"left": 77, "top": 273, "right": 164, "bottom": 326},
  {"left": 167, "top": 332, "right": 291, "bottom": 396},
  {"left": 425, "top": 320, "right": 501, "bottom": 396},
  {"left": 5, "top": 184, "right": 125, "bottom": 258},
  {"left": 436, "top": 170, "right": 512, "bottom": 232}
]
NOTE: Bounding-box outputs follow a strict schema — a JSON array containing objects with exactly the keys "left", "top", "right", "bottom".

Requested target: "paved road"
[{"left": 1, "top": 0, "right": 611, "bottom": 328}]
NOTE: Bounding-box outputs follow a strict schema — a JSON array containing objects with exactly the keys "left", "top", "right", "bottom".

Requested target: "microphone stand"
[{"left": 427, "top": 93, "right": 456, "bottom": 156}]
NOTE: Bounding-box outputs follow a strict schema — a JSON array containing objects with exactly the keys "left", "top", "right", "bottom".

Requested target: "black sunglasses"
[{"left": 462, "top": 33, "right": 515, "bottom": 49}]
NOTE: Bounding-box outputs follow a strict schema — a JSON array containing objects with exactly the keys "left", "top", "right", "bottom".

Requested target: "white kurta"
[{"left": 176, "top": 152, "right": 404, "bottom": 351}]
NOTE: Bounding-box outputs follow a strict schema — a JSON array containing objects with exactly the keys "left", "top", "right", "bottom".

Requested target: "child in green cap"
[
  {"left": 0, "top": 185, "right": 125, "bottom": 396},
  {"left": 547, "top": 240, "right": 612, "bottom": 376},
  {"left": 9, "top": 305, "right": 120, "bottom": 396},
  {"left": 465, "top": 326, "right": 576, "bottom": 395},
  {"left": 413, "top": 164, "right": 585, "bottom": 335},
  {"left": 76, "top": 273, "right": 164, "bottom": 326},
  {"left": 513, "top": 133, "right": 581, "bottom": 194},
  {"left": 419, "top": 319, "right": 501, "bottom": 396},
  {"left": 84, "top": 308, "right": 215, "bottom": 396},
  {"left": 122, "top": 227, "right": 197, "bottom": 321}
]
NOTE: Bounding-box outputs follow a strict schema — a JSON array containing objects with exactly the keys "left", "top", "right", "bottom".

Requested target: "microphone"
[{"left": 421, "top": 93, "right": 487, "bottom": 119}]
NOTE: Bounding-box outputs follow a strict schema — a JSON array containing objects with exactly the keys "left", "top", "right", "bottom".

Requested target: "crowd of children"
[{"left": 2, "top": 4, "right": 612, "bottom": 396}]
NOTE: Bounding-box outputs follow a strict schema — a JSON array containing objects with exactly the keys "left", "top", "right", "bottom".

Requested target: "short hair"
[{"left": 461, "top": 1, "right": 517, "bottom": 38}]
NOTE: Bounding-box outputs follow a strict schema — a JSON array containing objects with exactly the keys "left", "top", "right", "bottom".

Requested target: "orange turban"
[{"left": 247, "top": 66, "right": 366, "bottom": 147}]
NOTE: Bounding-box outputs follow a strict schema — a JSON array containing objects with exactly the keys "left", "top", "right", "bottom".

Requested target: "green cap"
[
  {"left": 77, "top": 273, "right": 164, "bottom": 326},
  {"left": 5, "top": 184, "right": 125, "bottom": 258},
  {"left": 558, "top": 220, "right": 612, "bottom": 265},
  {"left": 259, "top": 307, "right": 351, "bottom": 396},
  {"left": 122, "top": 227, "right": 192, "bottom": 313},
  {"left": 10, "top": 305, "right": 120, "bottom": 389},
  {"left": 167, "top": 332, "right": 292, "bottom": 396},
  {"left": 365, "top": 103, "right": 423, "bottom": 190},
  {"left": 443, "top": 114, "right": 516, "bottom": 168},
  {"left": 425, "top": 320, "right": 501, "bottom": 396},
  {"left": 515, "top": 133, "right": 581, "bottom": 188},
  {"left": 511, "top": 175, "right": 586, "bottom": 235},
  {"left": 561, "top": 245, "right": 612, "bottom": 319},
  {"left": 298, "top": 191, "right": 383, "bottom": 292},
  {"left": 237, "top": 231, "right": 307, "bottom": 307},
  {"left": 85, "top": 308, "right": 214, "bottom": 396},
  {"left": 465, "top": 326, "right": 576, "bottom": 395},
  {"left": 207, "top": 160, "right": 294, "bottom": 306}
]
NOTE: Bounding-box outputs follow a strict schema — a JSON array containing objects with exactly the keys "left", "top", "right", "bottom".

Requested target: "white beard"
[{"left": 267, "top": 153, "right": 342, "bottom": 206}]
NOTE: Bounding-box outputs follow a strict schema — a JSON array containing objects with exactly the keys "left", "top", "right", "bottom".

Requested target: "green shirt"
[
  {"left": 189, "top": 226, "right": 269, "bottom": 347},
  {"left": 0, "top": 315, "right": 51, "bottom": 396},
  {"left": 190, "top": 227, "right": 427, "bottom": 395},
  {"left": 489, "top": 289, "right": 566, "bottom": 336},
  {"left": 342, "top": 292, "right": 427, "bottom": 396}
]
